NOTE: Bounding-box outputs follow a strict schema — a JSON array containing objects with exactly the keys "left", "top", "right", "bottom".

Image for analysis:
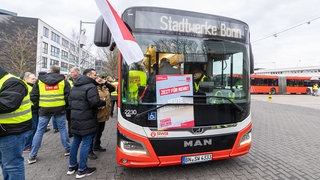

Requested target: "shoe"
[
  {"left": 28, "top": 157, "right": 37, "bottom": 164},
  {"left": 93, "top": 146, "right": 106, "bottom": 152},
  {"left": 66, "top": 164, "right": 78, "bottom": 175},
  {"left": 53, "top": 129, "right": 59, "bottom": 133},
  {"left": 64, "top": 150, "right": 70, "bottom": 156},
  {"left": 45, "top": 127, "right": 50, "bottom": 133},
  {"left": 88, "top": 152, "right": 97, "bottom": 160},
  {"left": 76, "top": 167, "right": 96, "bottom": 179}
]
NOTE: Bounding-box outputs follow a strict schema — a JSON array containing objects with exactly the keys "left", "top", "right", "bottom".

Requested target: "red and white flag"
[{"left": 95, "top": 0, "right": 144, "bottom": 64}]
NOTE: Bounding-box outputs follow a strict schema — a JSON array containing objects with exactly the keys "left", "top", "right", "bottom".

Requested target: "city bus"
[
  {"left": 250, "top": 74, "right": 313, "bottom": 94},
  {"left": 94, "top": 6, "right": 254, "bottom": 167}
]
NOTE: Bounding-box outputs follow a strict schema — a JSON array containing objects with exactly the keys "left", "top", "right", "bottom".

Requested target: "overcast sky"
[{"left": 2, "top": 0, "right": 320, "bottom": 69}]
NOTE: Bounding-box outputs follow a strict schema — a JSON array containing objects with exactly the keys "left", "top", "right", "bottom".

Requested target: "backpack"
[{"left": 97, "top": 85, "right": 111, "bottom": 122}]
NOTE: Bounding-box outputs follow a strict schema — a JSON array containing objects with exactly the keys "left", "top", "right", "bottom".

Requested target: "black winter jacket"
[
  {"left": 0, "top": 66, "right": 31, "bottom": 136},
  {"left": 30, "top": 72, "right": 70, "bottom": 116},
  {"left": 69, "top": 75, "right": 106, "bottom": 136}
]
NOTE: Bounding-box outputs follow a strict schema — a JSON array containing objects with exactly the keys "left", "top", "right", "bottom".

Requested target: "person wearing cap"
[
  {"left": 0, "top": 65, "right": 32, "bottom": 179},
  {"left": 158, "top": 58, "right": 180, "bottom": 75}
]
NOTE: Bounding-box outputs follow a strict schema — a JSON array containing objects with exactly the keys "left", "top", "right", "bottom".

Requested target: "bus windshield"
[{"left": 120, "top": 33, "right": 250, "bottom": 127}]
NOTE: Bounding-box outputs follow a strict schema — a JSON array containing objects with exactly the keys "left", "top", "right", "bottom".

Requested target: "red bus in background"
[
  {"left": 250, "top": 74, "right": 313, "bottom": 95},
  {"left": 250, "top": 75, "right": 278, "bottom": 94}
]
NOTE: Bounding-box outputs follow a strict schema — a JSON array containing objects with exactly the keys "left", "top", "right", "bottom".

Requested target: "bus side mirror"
[
  {"left": 250, "top": 43, "right": 254, "bottom": 74},
  {"left": 94, "top": 15, "right": 112, "bottom": 47}
]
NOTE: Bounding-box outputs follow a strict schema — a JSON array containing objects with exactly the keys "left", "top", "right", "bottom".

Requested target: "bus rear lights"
[
  {"left": 239, "top": 130, "right": 252, "bottom": 146},
  {"left": 120, "top": 139, "right": 148, "bottom": 155}
]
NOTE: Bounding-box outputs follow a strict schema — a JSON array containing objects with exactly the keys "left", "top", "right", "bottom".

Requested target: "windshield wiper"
[
  {"left": 182, "top": 95, "right": 244, "bottom": 112},
  {"left": 134, "top": 102, "right": 193, "bottom": 118},
  {"left": 134, "top": 95, "right": 243, "bottom": 118}
]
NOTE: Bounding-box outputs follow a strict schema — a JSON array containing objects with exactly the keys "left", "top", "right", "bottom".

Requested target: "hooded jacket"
[
  {"left": 30, "top": 72, "right": 70, "bottom": 116},
  {"left": 0, "top": 66, "right": 31, "bottom": 136},
  {"left": 69, "top": 75, "right": 106, "bottom": 136}
]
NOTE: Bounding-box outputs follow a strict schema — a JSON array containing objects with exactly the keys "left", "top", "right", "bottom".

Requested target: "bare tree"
[
  {"left": 97, "top": 47, "right": 118, "bottom": 78},
  {"left": 0, "top": 27, "right": 37, "bottom": 76}
]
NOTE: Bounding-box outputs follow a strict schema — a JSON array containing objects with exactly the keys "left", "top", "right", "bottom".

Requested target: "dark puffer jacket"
[{"left": 69, "top": 75, "right": 106, "bottom": 136}]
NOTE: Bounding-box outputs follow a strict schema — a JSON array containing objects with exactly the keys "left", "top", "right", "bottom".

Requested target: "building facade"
[{"left": 0, "top": 13, "right": 96, "bottom": 76}]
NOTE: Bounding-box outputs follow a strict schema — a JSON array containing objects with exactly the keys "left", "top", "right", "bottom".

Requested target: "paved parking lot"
[
  {"left": 1, "top": 94, "right": 320, "bottom": 179},
  {"left": 251, "top": 94, "right": 320, "bottom": 110}
]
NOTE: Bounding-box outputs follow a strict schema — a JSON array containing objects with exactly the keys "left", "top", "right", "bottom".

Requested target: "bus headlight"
[
  {"left": 239, "top": 130, "right": 252, "bottom": 146},
  {"left": 118, "top": 134, "right": 148, "bottom": 155}
]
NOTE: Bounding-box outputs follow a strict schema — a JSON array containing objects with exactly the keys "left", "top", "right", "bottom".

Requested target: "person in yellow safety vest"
[
  {"left": 28, "top": 65, "right": 71, "bottom": 165},
  {"left": 0, "top": 65, "right": 32, "bottom": 179},
  {"left": 312, "top": 83, "right": 319, "bottom": 96},
  {"left": 22, "top": 72, "right": 39, "bottom": 152},
  {"left": 128, "top": 63, "right": 147, "bottom": 104},
  {"left": 192, "top": 68, "right": 208, "bottom": 93},
  {"left": 108, "top": 76, "right": 118, "bottom": 117}
]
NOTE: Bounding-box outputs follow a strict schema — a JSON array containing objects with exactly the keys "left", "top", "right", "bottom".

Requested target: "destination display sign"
[{"left": 134, "top": 10, "right": 246, "bottom": 40}]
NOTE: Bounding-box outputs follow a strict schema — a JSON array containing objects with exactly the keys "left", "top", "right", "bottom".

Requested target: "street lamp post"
[{"left": 78, "top": 20, "right": 95, "bottom": 70}]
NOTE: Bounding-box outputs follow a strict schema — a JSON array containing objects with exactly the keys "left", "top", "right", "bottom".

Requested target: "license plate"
[{"left": 182, "top": 154, "right": 212, "bottom": 164}]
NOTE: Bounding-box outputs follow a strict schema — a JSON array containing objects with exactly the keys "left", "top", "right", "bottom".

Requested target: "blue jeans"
[
  {"left": 29, "top": 113, "right": 70, "bottom": 158},
  {"left": 69, "top": 133, "right": 94, "bottom": 171},
  {"left": 0, "top": 131, "right": 28, "bottom": 180},
  {"left": 24, "top": 112, "right": 39, "bottom": 149},
  {"left": 52, "top": 116, "right": 58, "bottom": 129}
]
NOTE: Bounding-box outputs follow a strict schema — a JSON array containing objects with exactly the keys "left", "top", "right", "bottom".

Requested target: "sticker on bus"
[{"left": 148, "top": 112, "right": 156, "bottom": 120}]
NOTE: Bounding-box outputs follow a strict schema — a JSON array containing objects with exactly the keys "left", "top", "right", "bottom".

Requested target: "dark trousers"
[
  {"left": 66, "top": 109, "right": 71, "bottom": 136},
  {"left": 110, "top": 98, "right": 117, "bottom": 116},
  {"left": 93, "top": 121, "right": 106, "bottom": 149}
]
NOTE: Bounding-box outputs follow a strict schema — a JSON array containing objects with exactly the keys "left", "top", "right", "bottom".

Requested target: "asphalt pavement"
[{"left": 1, "top": 94, "right": 320, "bottom": 179}]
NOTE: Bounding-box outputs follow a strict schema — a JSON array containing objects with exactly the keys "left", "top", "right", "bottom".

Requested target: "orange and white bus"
[
  {"left": 94, "top": 5, "right": 253, "bottom": 167},
  {"left": 250, "top": 74, "right": 313, "bottom": 94}
]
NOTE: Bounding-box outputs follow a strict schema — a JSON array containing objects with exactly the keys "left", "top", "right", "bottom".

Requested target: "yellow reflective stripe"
[
  {"left": 40, "top": 98, "right": 65, "bottom": 102},
  {"left": 20, "top": 99, "right": 31, "bottom": 105},
  {"left": 0, "top": 108, "right": 31, "bottom": 119},
  {"left": 194, "top": 82, "right": 200, "bottom": 92},
  {"left": 40, "top": 94, "right": 64, "bottom": 97},
  {"left": 194, "top": 75, "right": 206, "bottom": 92}
]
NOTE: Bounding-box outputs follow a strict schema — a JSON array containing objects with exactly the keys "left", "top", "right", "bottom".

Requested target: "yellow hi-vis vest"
[
  {"left": 38, "top": 80, "right": 66, "bottom": 107},
  {"left": 313, "top": 84, "right": 318, "bottom": 90},
  {"left": 0, "top": 74, "right": 32, "bottom": 124},
  {"left": 68, "top": 80, "right": 73, "bottom": 87},
  {"left": 128, "top": 71, "right": 146, "bottom": 101},
  {"left": 194, "top": 75, "right": 207, "bottom": 92},
  {"left": 111, "top": 81, "right": 118, "bottom": 97},
  {"left": 23, "top": 81, "right": 34, "bottom": 106}
]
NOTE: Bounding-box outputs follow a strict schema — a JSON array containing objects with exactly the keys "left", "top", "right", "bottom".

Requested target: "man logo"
[
  {"left": 191, "top": 128, "right": 204, "bottom": 135},
  {"left": 184, "top": 139, "right": 213, "bottom": 147}
]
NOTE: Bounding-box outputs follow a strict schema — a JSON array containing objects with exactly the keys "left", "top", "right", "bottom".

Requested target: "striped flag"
[{"left": 95, "top": 0, "right": 144, "bottom": 64}]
